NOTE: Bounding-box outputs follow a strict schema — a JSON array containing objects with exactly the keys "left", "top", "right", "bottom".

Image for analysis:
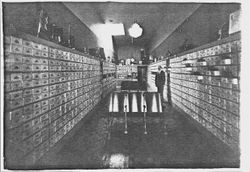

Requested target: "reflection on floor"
[{"left": 37, "top": 95, "right": 240, "bottom": 169}]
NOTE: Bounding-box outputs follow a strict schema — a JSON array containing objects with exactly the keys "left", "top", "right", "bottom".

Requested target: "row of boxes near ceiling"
[
  {"left": 170, "top": 52, "right": 240, "bottom": 68},
  {"left": 170, "top": 57, "right": 239, "bottom": 77},
  {"left": 169, "top": 51, "right": 240, "bottom": 78},
  {"left": 5, "top": 36, "right": 100, "bottom": 64},
  {"left": 168, "top": 38, "right": 240, "bottom": 150},
  {"left": 4, "top": 36, "right": 115, "bottom": 165},
  {"left": 169, "top": 40, "right": 241, "bottom": 64}
]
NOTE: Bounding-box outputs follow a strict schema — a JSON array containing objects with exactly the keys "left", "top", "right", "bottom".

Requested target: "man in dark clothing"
[{"left": 155, "top": 66, "right": 165, "bottom": 102}]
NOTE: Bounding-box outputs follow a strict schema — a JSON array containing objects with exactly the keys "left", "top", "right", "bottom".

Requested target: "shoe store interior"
[{"left": 1, "top": 1, "right": 242, "bottom": 170}]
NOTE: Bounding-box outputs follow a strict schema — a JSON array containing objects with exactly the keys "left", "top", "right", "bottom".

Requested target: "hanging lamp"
[
  {"left": 128, "top": 23, "right": 143, "bottom": 38},
  {"left": 128, "top": 22, "right": 143, "bottom": 44}
]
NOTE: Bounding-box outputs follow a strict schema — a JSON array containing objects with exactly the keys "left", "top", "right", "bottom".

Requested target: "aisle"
[{"left": 37, "top": 96, "right": 239, "bottom": 169}]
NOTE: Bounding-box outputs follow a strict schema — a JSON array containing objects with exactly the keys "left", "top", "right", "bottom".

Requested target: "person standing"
[{"left": 155, "top": 66, "right": 165, "bottom": 102}]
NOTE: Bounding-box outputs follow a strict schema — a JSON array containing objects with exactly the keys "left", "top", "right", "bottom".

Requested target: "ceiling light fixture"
[{"left": 128, "top": 23, "right": 143, "bottom": 38}]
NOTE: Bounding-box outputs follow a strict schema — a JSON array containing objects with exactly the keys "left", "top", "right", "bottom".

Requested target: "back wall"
[{"left": 117, "top": 45, "right": 144, "bottom": 62}]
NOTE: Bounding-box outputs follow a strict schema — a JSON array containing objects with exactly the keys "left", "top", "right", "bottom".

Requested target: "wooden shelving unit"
[
  {"left": 3, "top": 32, "right": 117, "bottom": 166},
  {"left": 116, "top": 65, "right": 138, "bottom": 79},
  {"left": 147, "top": 33, "right": 241, "bottom": 150}
]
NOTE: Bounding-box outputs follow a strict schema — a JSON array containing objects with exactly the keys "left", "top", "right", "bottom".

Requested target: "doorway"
[{"left": 137, "top": 65, "right": 147, "bottom": 90}]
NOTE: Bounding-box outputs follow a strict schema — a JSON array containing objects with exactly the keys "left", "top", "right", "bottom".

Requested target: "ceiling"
[{"left": 64, "top": 2, "right": 200, "bottom": 51}]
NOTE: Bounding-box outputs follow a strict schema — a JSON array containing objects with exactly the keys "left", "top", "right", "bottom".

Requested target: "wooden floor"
[{"left": 35, "top": 95, "right": 240, "bottom": 169}]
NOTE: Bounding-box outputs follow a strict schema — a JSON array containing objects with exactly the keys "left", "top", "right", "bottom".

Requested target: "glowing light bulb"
[{"left": 128, "top": 23, "right": 143, "bottom": 38}]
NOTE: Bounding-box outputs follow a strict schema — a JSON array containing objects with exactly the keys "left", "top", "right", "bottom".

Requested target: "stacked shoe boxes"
[
  {"left": 4, "top": 35, "right": 112, "bottom": 165},
  {"left": 102, "top": 61, "right": 116, "bottom": 98},
  {"left": 149, "top": 37, "right": 240, "bottom": 150}
]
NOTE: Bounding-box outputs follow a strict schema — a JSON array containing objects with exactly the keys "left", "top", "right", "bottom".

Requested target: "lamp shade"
[{"left": 128, "top": 23, "right": 143, "bottom": 38}]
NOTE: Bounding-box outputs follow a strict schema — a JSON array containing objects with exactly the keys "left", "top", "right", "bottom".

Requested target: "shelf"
[
  {"left": 170, "top": 79, "right": 239, "bottom": 104},
  {"left": 169, "top": 51, "right": 240, "bottom": 65},
  {"left": 169, "top": 71, "right": 240, "bottom": 80},
  {"left": 147, "top": 33, "right": 240, "bottom": 151},
  {"left": 170, "top": 63, "right": 239, "bottom": 69},
  {"left": 171, "top": 91, "right": 239, "bottom": 140},
  {"left": 5, "top": 30, "right": 99, "bottom": 60},
  {"left": 172, "top": 95, "right": 239, "bottom": 144},
  {"left": 4, "top": 32, "right": 118, "bottom": 165},
  {"left": 170, "top": 83, "right": 239, "bottom": 116},
  {"left": 170, "top": 32, "right": 241, "bottom": 60},
  {"left": 5, "top": 89, "right": 101, "bottom": 131},
  {"left": 170, "top": 75, "right": 240, "bottom": 92}
]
